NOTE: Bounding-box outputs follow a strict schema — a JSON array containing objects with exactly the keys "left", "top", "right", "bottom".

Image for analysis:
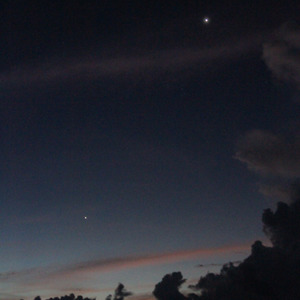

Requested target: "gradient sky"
[{"left": 1, "top": 1, "right": 299, "bottom": 299}]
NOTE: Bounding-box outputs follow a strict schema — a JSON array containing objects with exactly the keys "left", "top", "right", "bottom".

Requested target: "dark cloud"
[
  {"left": 263, "top": 23, "right": 300, "bottom": 89},
  {"left": 235, "top": 130, "right": 300, "bottom": 178}
]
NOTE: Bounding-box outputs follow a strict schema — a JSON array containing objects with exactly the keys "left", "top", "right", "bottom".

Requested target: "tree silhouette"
[
  {"left": 106, "top": 283, "right": 132, "bottom": 300},
  {"left": 153, "top": 272, "right": 186, "bottom": 300}
]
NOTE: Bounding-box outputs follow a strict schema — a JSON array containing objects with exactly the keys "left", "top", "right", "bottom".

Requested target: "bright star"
[
  {"left": 203, "top": 17, "right": 210, "bottom": 24},
  {"left": 84, "top": 216, "right": 87, "bottom": 220}
]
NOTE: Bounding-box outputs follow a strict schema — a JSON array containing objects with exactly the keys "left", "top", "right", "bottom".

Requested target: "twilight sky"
[{"left": 1, "top": 1, "right": 300, "bottom": 299}]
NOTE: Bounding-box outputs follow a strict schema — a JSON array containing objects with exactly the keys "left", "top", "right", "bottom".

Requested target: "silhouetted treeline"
[
  {"left": 28, "top": 283, "right": 132, "bottom": 300},
  {"left": 105, "top": 283, "right": 132, "bottom": 300},
  {"left": 29, "top": 191, "right": 300, "bottom": 300},
  {"left": 32, "top": 294, "right": 95, "bottom": 300},
  {"left": 153, "top": 191, "right": 300, "bottom": 300}
]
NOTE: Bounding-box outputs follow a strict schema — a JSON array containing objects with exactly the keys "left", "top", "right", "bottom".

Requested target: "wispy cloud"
[
  {"left": 0, "top": 243, "right": 250, "bottom": 299},
  {"left": 47, "top": 243, "right": 251, "bottom": 281},
  {"left": 236, "top": 24, "right": 300, "bottom": 202},
  {"left": 235, "top": 130, "right": 300, "bottom": 179},
  {"left": 1, "top": 243, "right": 251, "bottom": 285},
  {"left": 263, "top": 23, "right": 300, "bottom": 90},
  {"left": 0, "top": 35, "right": 263, "bottom": 88}
]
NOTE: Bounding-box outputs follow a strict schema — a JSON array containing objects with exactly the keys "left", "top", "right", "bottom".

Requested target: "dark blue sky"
[{"left": 1, "top": 1, "right": 299, "bottom": 299}]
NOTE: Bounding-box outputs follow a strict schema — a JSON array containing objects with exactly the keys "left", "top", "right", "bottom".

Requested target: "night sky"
[{"left": 1, "top": 1, "right": 300, "bottom": 299}]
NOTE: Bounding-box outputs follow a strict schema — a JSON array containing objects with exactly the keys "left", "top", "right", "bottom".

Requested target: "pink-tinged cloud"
[
  {"left": 47, "top": 243, "right": 251, "bottom": 281},
  {"left": 0, "top": 243, "right": 251, "bottom": 299},
  {"left": 1, "top": 243, "right": 251, "bottom": 284}
]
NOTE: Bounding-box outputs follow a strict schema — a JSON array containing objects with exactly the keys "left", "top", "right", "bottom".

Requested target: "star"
[
  {"left": 84, "top": 216, "right": 88, "bottom": 220},
  {"left": 203, "top": 17, "right": 210, "bottom": 24}
]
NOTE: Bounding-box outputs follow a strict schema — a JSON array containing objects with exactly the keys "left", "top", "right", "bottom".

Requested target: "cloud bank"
[{"left": 0, "top": 243, "right": 250, "bottom": 286}]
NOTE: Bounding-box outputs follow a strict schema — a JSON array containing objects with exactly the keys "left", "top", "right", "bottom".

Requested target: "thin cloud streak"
[
  {"left": 0, "top": 35, "right": 263, "bottom": 88},
  {"left": 44, "top": 243, "right": 251, "bottom": 281},
  {"left": 1, "top": 243, "right": 251, "bottom": 284}
]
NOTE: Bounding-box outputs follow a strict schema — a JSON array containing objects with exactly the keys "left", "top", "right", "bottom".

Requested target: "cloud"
[
  {"left": 0, "top": 267, "right": 43, "bottom": 282},
  {"left": 263, "top": 23, "right": 300, "bottom": 89},
  {"left": 258, "top": 181, "right": 300, "bottom": 201},
  {"left": 0, "top": 35, "right": 262, "bottom": 88},
  {"left": 0, "top": 244, "right": 251, "bottom": 300},
  {"left": 235, "top": 130, "right": 300, "bottom": 178},
  {"left": 235, "top": 25, "right": 300, "bottom": 201},
  {"left": 0, "top": 243, "right": 250, "bottom": 286},
  {"left": 46, "top": 243, "right": 250, "bottom": 281}
]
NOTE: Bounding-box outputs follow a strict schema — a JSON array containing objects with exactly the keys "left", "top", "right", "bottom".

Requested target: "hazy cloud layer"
[
  {"left": 0, "top": 35, "right": 262, "bottom": 88},
  {"left": 0, "top": 244, "right": 250, "bottom": 300},
  {"left": 47, "top": 243, "right": 250, "bottom": 281},
  {"left": 235, "top": 130, "right": 300, "bottom": 178},
  {"left": 0, "top": 244, "right": 250, "bottom": 287},
  {"left": 263, "top": 24, "right": 300, "bottom": 89}
]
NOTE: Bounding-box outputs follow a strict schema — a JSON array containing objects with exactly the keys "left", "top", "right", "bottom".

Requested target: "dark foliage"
[
  {"left": 45, "top": 294, "right": 95, "bottom": 300},
  {"left": 105, "top": 283, "right": 132, "bottom": 300},
  {"left": 31, "top": 191, "right": 300, "bottom": 300},
  {"left": 153, "top": 272, "right": 187, "bottom": 300},
  {"left": 262, "top": 199, "right": 300, "bottom": 251},
  {"left": 186, "top": 196, "right": 300, "bottom": 300}
]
